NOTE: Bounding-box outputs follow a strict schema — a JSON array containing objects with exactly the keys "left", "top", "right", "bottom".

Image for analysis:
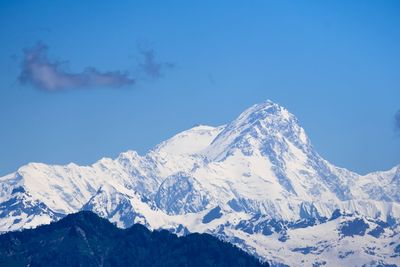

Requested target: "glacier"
[{"left": 0, "top": 100, "right": 399, "bottom": 266}]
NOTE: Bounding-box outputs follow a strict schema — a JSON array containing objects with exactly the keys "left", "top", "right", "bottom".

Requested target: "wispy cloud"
[
  {"left": 18, "top": 42, "right": 173, "bottom": 91},
  {"left": 19, "top": 43, "right": 135, "bottom": 91},
  {"left": 138, "top": 48, "right": 174, "bottom": 79}
]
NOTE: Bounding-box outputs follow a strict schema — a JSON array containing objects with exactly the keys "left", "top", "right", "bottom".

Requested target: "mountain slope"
[
  {"left": 0, "top": 211, "right": 268, "bottom": 267},
  {"left": 0, "top": 100, "right": 399, "bottom": 266}
]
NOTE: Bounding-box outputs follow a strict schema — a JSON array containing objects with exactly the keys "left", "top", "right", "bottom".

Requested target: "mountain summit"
[
  {"left": 204, "top": 101, "right": 310, "bottom": 161},
  {"left": 0, "top": 100, "right": 399, "bottom": 266}
]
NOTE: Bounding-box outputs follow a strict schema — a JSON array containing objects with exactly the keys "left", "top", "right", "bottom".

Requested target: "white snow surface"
[{"left": 0, "top": 100, "right": 399, "bottom": 266}]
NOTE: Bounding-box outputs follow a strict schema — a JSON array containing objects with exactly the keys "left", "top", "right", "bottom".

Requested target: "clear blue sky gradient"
[{"left": 0, "top": 0, "right": 399, "bottom": 175}]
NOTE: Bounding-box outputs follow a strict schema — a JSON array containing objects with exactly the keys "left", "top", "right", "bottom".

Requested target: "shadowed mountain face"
[{"left": 0, "top": 211, "right": 268, "bottom": 267}]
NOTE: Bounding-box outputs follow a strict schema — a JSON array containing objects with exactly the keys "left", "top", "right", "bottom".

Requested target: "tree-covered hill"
[{"left": 0, "top": 211, "right": 268, "bottom": 267}]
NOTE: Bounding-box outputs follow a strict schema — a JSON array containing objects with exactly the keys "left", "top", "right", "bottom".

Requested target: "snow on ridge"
[
  {"left": 154, "top": 124, "right": 224, "bottom": 156},
  {"left": 1, "top": 100, "right": 399, "bottom": 221},
  {"left": 0, "top": 100, "right": 399, "bottom": 266}
]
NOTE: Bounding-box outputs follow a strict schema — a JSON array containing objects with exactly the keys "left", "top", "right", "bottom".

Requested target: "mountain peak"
[
  {"left": 240, "top": 100, "right": 294, "bottom": 125},
  {"left": 1, "top": 101, "right": 399, "bottom": 267},
  {"left": 248, "top": 99, "right": 281, "bottom": 110},
  {"left": 153, "top": 124, "right": 224, "bottom": 156},
  {"left": 204, "top": 100, "right": 309, "bottom": 161}
]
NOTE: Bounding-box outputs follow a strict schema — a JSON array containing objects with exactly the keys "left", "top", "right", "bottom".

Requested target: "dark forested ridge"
[{"left": 0, "top": 211, "right": 269, "bottom": 267}]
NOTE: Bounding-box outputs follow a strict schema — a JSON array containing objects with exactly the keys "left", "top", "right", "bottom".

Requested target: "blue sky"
[{"left": 0, "top": 0, "right": 399, "bottom": 175}]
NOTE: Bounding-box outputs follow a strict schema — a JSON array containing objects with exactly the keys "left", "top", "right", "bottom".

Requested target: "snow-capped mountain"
[{"left": 1, "top": 100, "right": 399, "bottom": 266}]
